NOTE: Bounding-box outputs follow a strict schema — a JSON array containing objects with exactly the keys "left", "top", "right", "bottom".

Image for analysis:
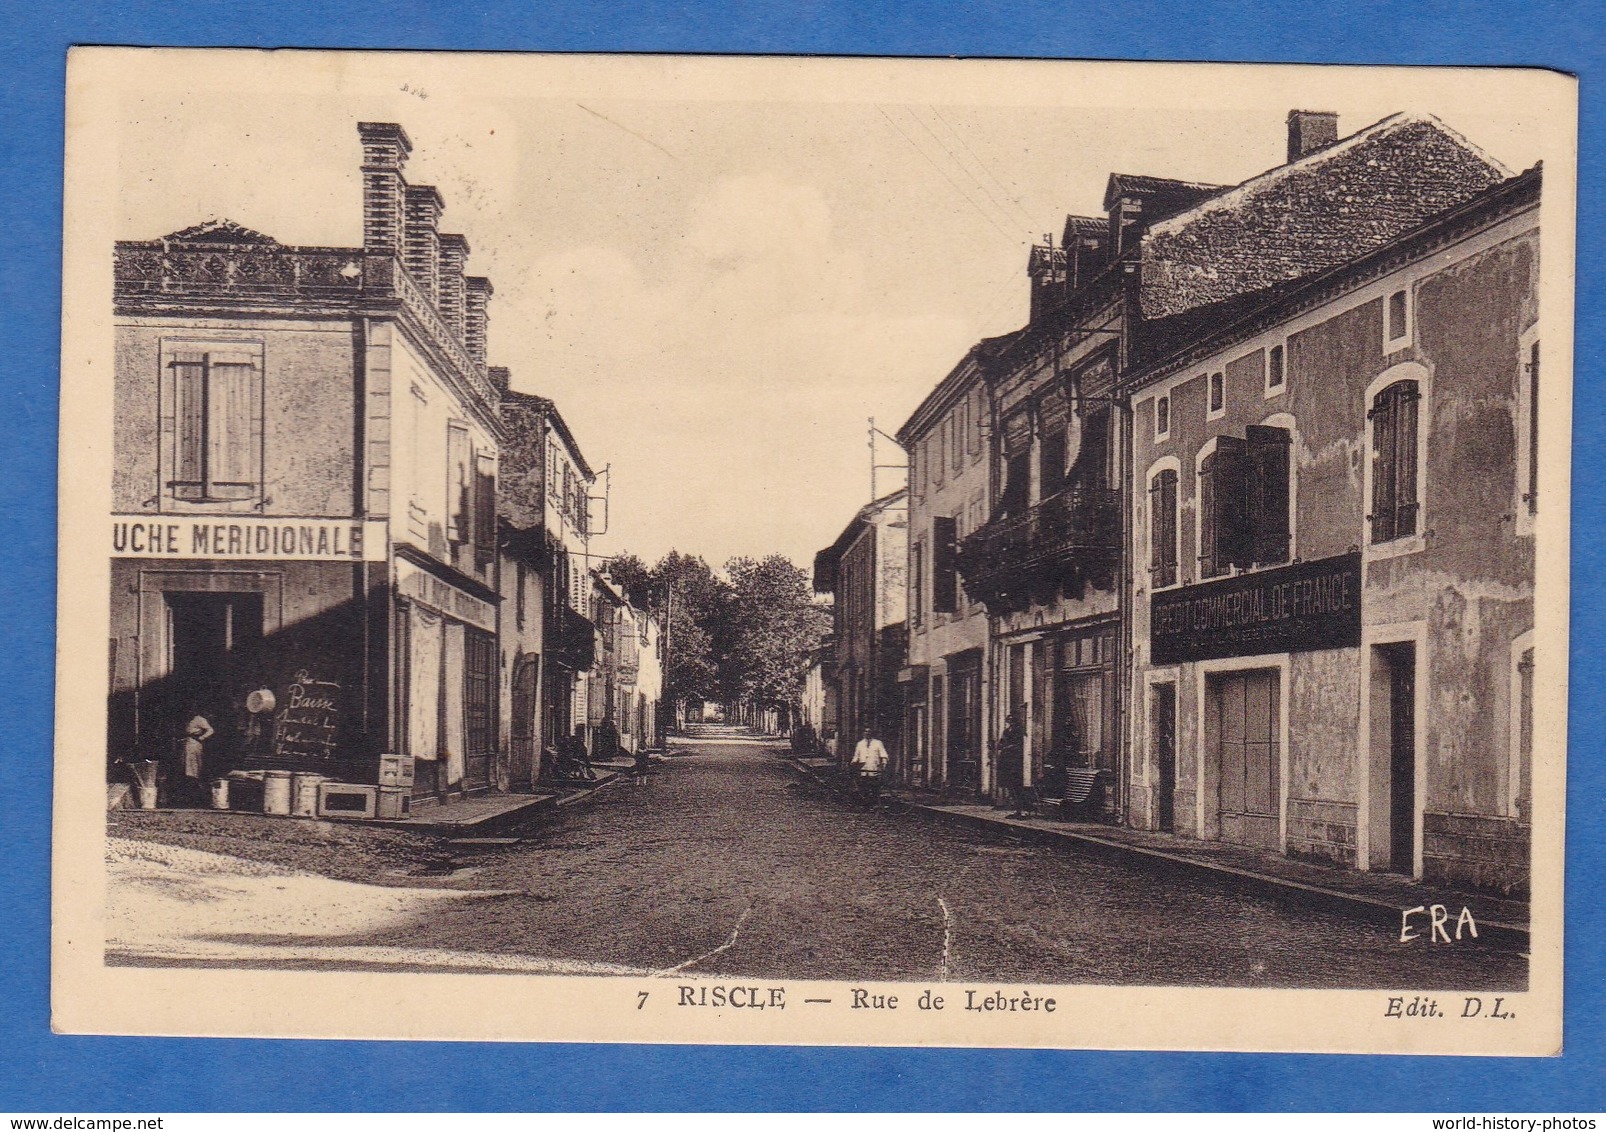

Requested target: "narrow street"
[{"left": 110, "top": 729, "right": 1524, "bottom": 989}]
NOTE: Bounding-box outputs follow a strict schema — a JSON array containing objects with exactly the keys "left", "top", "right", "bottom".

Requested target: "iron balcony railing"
[{"left": 955, "top": 485, "right": 1121, "bottom": 608}]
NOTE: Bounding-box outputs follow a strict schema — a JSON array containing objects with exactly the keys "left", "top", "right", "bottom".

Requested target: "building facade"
[
  {"left": 814, "top": 490, "right": 908, "bottom": 768},
  {"left": 108, "top": 122, "right": 510, "bottom": 808},
  {"left": 1126, "top": 166, "right": 1540, "bottom": 894},
  {"left": 897, "top": 345, "right": 998, "bottom": 793}
]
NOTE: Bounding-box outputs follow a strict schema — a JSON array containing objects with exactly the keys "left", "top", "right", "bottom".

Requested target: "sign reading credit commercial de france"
[
  {"left": 110, "top": 515, "right": 388, "bottom": 562},
  {"left": 1150, "top": 552, "right": 1362, "bottom": 665}
]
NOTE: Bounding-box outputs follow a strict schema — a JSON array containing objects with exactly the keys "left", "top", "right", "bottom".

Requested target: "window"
[
  {"left": 1000, "top": 408, "right": 1032, "bottom": 517},
  {"left": 953, "top": 403, "right": 966, "bottom": 472},
  {"left": 910, "top": 541, "right": 925, "bottom": 629},
  {"left": 1154, "top": 394, "right": 1171, "bottom": 440},
  {"left": 970, "top": 389, "right": 984, "bottom": 457},
  {"left": 1073, "top": 405, "right": 1113, "bottom": 490},
  {"left": 1385, "top": 288, "right": 1411, "bottom": 349},
  {"left": 935, "top": 418, "right": 948, "bottom": 486},
  {"left": 165, "top": 346, "right": 262, "bottom": 503},
  {"left": 1369, "top": 380, "right": 1421, "bottom": 544},
  {"left": 446, "top": 422, "right": 472, "bottom": 544},
  {"left": 1149, "top": 467, "right": 1178, "bottom": 588},
  {"left": 473, "top": 452, "right": 496, "bottom": 566},
  {"left": 932, "top": 516, "right": 959, "bottom": 614},
  {"left": 1198, "top": 427, "right": 1289, "bottom": 576},
  {"left": 1245, "top": 425, "right": 1292, "bottom": 566},
  {"left": 1208, "top": 371, "right": 1225, "bottom": 417},
  {"left": 1267, "top": 344, "right": 1285, "bottom": 392},
  {"left": 1039, "top": 426, "right": 1067, "bottom": 497},
  {"left": 515, "top": 560, "right": 528, "bottom": 629}
]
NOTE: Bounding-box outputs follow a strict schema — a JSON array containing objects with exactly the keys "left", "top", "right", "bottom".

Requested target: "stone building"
[
  {"left": 108, "top": 121, "right": 508, "bottom": 807},
  {"left": 1125, "top": 163, "right": 1540, "bottom": 894},
  {"left": 813, "top": 489, "right": 908, "bottom": 768}
]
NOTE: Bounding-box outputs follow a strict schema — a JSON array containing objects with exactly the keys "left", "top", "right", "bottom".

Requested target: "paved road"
[{"left": 312, "top": 732, "right": 1524, "bottom": 989}]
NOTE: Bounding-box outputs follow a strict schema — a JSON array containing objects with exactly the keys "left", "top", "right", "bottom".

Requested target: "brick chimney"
[
  {"left": 437, "top": 233, "right": 470, "bottom": 343},
  {"left": 464, "top": 276, "right": 493, "bottom": 366},
  {"left": 404, "top": 184, "right": 444, "bottom": 302},
  {"left": 357, "top": 122, "right": 412, "bottom": 255},
  {"left": 488, "top": 365, "right": 511, "bottom": 395},
  {"left": 1287, "top": 110, "right": 1339, "bottom": 163}
]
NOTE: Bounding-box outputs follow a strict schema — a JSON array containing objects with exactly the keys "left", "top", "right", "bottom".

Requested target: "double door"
[{"left": 1211, "top": 669, "right": 1281, "bottom": 850}]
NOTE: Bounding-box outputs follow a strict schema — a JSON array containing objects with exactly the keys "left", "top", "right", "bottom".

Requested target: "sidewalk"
[{"left": 782, "top": 753, "right": 1529, "bottom": 948}]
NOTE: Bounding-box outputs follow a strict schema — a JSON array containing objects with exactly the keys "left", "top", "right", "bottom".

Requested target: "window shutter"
[
  {"left": 473, "top": 456, "right": 496, "bottom": 563},
  {"left": 1246, "top": 425, "right": 1291, "bottom": 565},
  {"left": 1149, "top": 470, "right": 1177, "bottom": 588},
  {"left": 209, "top": 359, "right": 258, "bottom": 499},
  {"left": 171, "top": 353, "right": 207, "bottom": 500},
  {"left": 1370, "top": 390, "right": 1397, "bottom": 543},
  {"left": 446, "top": 423, "right": 471, "bottom": 543},
  {"left": 1213, "top": 434, "right": 1251, "bottom": 570},
  {"left": 1198, "top": 454, "right": 1217, "bottom": 578},
  {"left": 932, "top": 516, "right": 959, "bottom": 614},
  {"left": 1394, "top": 384, "right": 1419, "bottom": 537}
]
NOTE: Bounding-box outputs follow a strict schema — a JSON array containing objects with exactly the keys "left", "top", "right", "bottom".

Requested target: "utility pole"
[{"left": 868, "top": 417, "right": 908, "bottom": 501}]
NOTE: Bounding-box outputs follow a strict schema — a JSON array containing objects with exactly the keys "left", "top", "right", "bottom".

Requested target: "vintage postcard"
[{"left": 54, "top": 48, "right": 1575, "bottom": 1052}]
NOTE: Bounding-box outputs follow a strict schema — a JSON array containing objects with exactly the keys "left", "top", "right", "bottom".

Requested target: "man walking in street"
[{"left": 849, "top": 726, "right": 890, "bottom": 807}]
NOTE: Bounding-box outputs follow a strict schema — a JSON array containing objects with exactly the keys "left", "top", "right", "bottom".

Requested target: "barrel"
[
  {"left": 262, "top": 770, "right": 293, "bottom": 815},
  {"left": 290, "top": 773, "right": 325, "bottom": 818},
  {"left": 209, "top": 778, "right": 230, "bottom": 810}
]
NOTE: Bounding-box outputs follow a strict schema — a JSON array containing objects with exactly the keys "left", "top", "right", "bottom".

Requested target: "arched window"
[
  {"left": 1369, "top": 379, "right": 1421, "bottom": 544},
  {"left": 1148, "top": 466, "right": 1179, "bottom": 588}
]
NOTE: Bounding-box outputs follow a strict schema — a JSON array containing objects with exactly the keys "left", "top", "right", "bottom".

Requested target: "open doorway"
[
  {"left": 1150, "top": 682, "right": 1177, "bottom": 832},
  {"left": 1368, "top": 641, "right": 1418, "bottom": 874}
]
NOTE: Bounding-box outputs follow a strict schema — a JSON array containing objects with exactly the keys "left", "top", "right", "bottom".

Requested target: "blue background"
[{"left": 3, "top": 0, "right": 1602, "bottom": 1112}]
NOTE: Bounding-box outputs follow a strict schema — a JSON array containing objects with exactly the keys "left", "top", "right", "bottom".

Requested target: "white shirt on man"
[{"left": 851, "top": 737, "right": 889, "bottom": 774}]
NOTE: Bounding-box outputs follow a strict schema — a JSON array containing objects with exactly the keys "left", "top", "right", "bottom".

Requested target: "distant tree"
[
  {"left": 721, "top": 554, "right": 832, "bottom": 717},
  {"left": 605, "top": 551, "right": 654, "bottom": 610},
  {"left": 604, "top": 549, "right": 729, "bottom": 712}
]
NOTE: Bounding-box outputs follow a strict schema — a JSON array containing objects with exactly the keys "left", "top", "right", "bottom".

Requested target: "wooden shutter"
[
  {"left": 1246, "top": 425, "right": 1291, "bottom": 565},
  {"left": 1198, "top": 453, "right": 1217, "bottom": 578},
  {"left": 171, "top": 352, "right": 207, "bottom": 500},
  {"left": 208, "top": 357, "right": 259, "bottom": 500},
  {"left": 473, "top": 455, "right": 496, "bottom": 563},
  {"left": 1213, "top": 435, "right": 1252, "bottom": 570},
  {"left": 1370, "top": 381, "right": 1418, "bottom": 543},
  {"left": 932, "top": 516, "right": 959, "bottom": 614},
  {"left": 1150, "top": 469, "right": 1177, "bottom": 588},
  {"left": 446, "top": 423, "right": 471, "bottom": 543}
]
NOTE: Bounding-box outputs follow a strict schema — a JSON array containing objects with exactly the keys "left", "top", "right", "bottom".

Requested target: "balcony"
[
  {"left": 955, "top": 485, "right": 1121, "bottom": 612},
  {"left": 547, "top": 604, "right": 597, "bottom": 671}
]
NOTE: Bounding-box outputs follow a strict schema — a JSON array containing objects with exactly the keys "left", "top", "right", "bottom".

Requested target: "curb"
[{"left": 782, "top": 755, "right": 1529, "bottom": 950}]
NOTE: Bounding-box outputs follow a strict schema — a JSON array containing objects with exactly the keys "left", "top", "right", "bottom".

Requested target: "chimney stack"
[
  {"left": 437, "top": 233, "right": 470, "bottom": 343},
  {"left": 404, "top": 184, "right": 444, "bottom": 302},
  {"left": 464, "top": 276, "right": 493, "bottom": 366},
  {"left": 1287, "top": 110, "right": 1339, "bottom": 163},
  {"left": 358, "top": 122, "right": 412, "bottom": 255},
  {"left": 488, "top": 365, "right": 511, "bottom": 395}
]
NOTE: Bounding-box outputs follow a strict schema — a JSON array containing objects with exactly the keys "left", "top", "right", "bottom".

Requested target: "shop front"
[
  {"left": 106, "top": 516, "right": 389, "bottom": 803},
  {"left": 394, "top": 552, "right": 501, "bottom": 800}
]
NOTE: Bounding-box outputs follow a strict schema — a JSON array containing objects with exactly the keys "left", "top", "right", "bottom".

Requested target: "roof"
[
  {"left": 813, "top": 488, "right": 907, "bottom": 594},
  {"left": 1102, "top": 174, "right": 1226, "bottom": 214},
  {"left": 1130, "top": 162, "right": 1541, "bottom": 385},
  {"left": 162, "top": 218, "right": 281, "bottom": 246},
  {"left": 498, "top": 388, "right": 597, "bottom": 529},
  {"left": 894, "top": 329, "right": 1024, "bottom": 445},
  {"left": 1137, "top": 112, "right": 1509, "bottom": 321},
  {"left": 1062, "top": 214, "right": 1107, "bottom": 242}
]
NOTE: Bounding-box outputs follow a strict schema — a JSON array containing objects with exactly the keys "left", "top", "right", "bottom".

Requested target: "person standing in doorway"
[
  {"left": 996, "top": 712, "right": 1028, "bottom": 818},
  {"left": 179, "top": 712, "right": 215, "bottom": 807}
]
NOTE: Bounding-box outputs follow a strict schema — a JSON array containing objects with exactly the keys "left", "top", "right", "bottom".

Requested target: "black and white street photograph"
[{"left": 53, "top": 49, "right": 1573, "bottom": 1053}]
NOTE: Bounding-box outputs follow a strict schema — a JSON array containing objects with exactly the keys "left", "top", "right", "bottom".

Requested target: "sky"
[{"left": 107, "top": 52, "right": 1554, "bottom": 574}]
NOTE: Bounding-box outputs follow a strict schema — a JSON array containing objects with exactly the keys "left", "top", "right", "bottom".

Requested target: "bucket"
[
  {"left": 210, "top": 778, "right": 230, "bottom": 811},
  {"left": 129, "top": 760, "right": 160, "bottom": 810},
  {"left": 262, "top": 770, "right": 293, "bottom": 815},
  {"left": 290, "top": 773, "right": 325, "bottom": 818}
]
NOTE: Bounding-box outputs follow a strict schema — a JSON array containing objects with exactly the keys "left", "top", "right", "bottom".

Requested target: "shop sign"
[
  {"left": 1150, "top": 552, "right": 1361, "bottom": 665},
  {"left": 396, "top": 560, "right": 497, "bottom": 632},
  {"left": 111, "top": 515, "right": 386, "bottom": 562}
]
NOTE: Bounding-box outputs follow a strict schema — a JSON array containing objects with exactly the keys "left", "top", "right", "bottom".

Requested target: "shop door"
[
  {"left": 947, "top": 663, "right": 981, "bottom": 791},
  {"left": 1151, "top": 682, "right": 1177, "bottom": 832},
  {"left": 1383, "top": 643, "right": 1417, "bottom": 873},
  {"left": 463, "top": 628, "right": 498, "bottom": 791},
  {"left": 510, "top": 654, "right": 539, "bottom": 791},
  {"left": 1212, "top": 669, "right": 1280, "bottom": 850},
  {"left": 163, "top": 592, "right": 263, "bottom": 754}
]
